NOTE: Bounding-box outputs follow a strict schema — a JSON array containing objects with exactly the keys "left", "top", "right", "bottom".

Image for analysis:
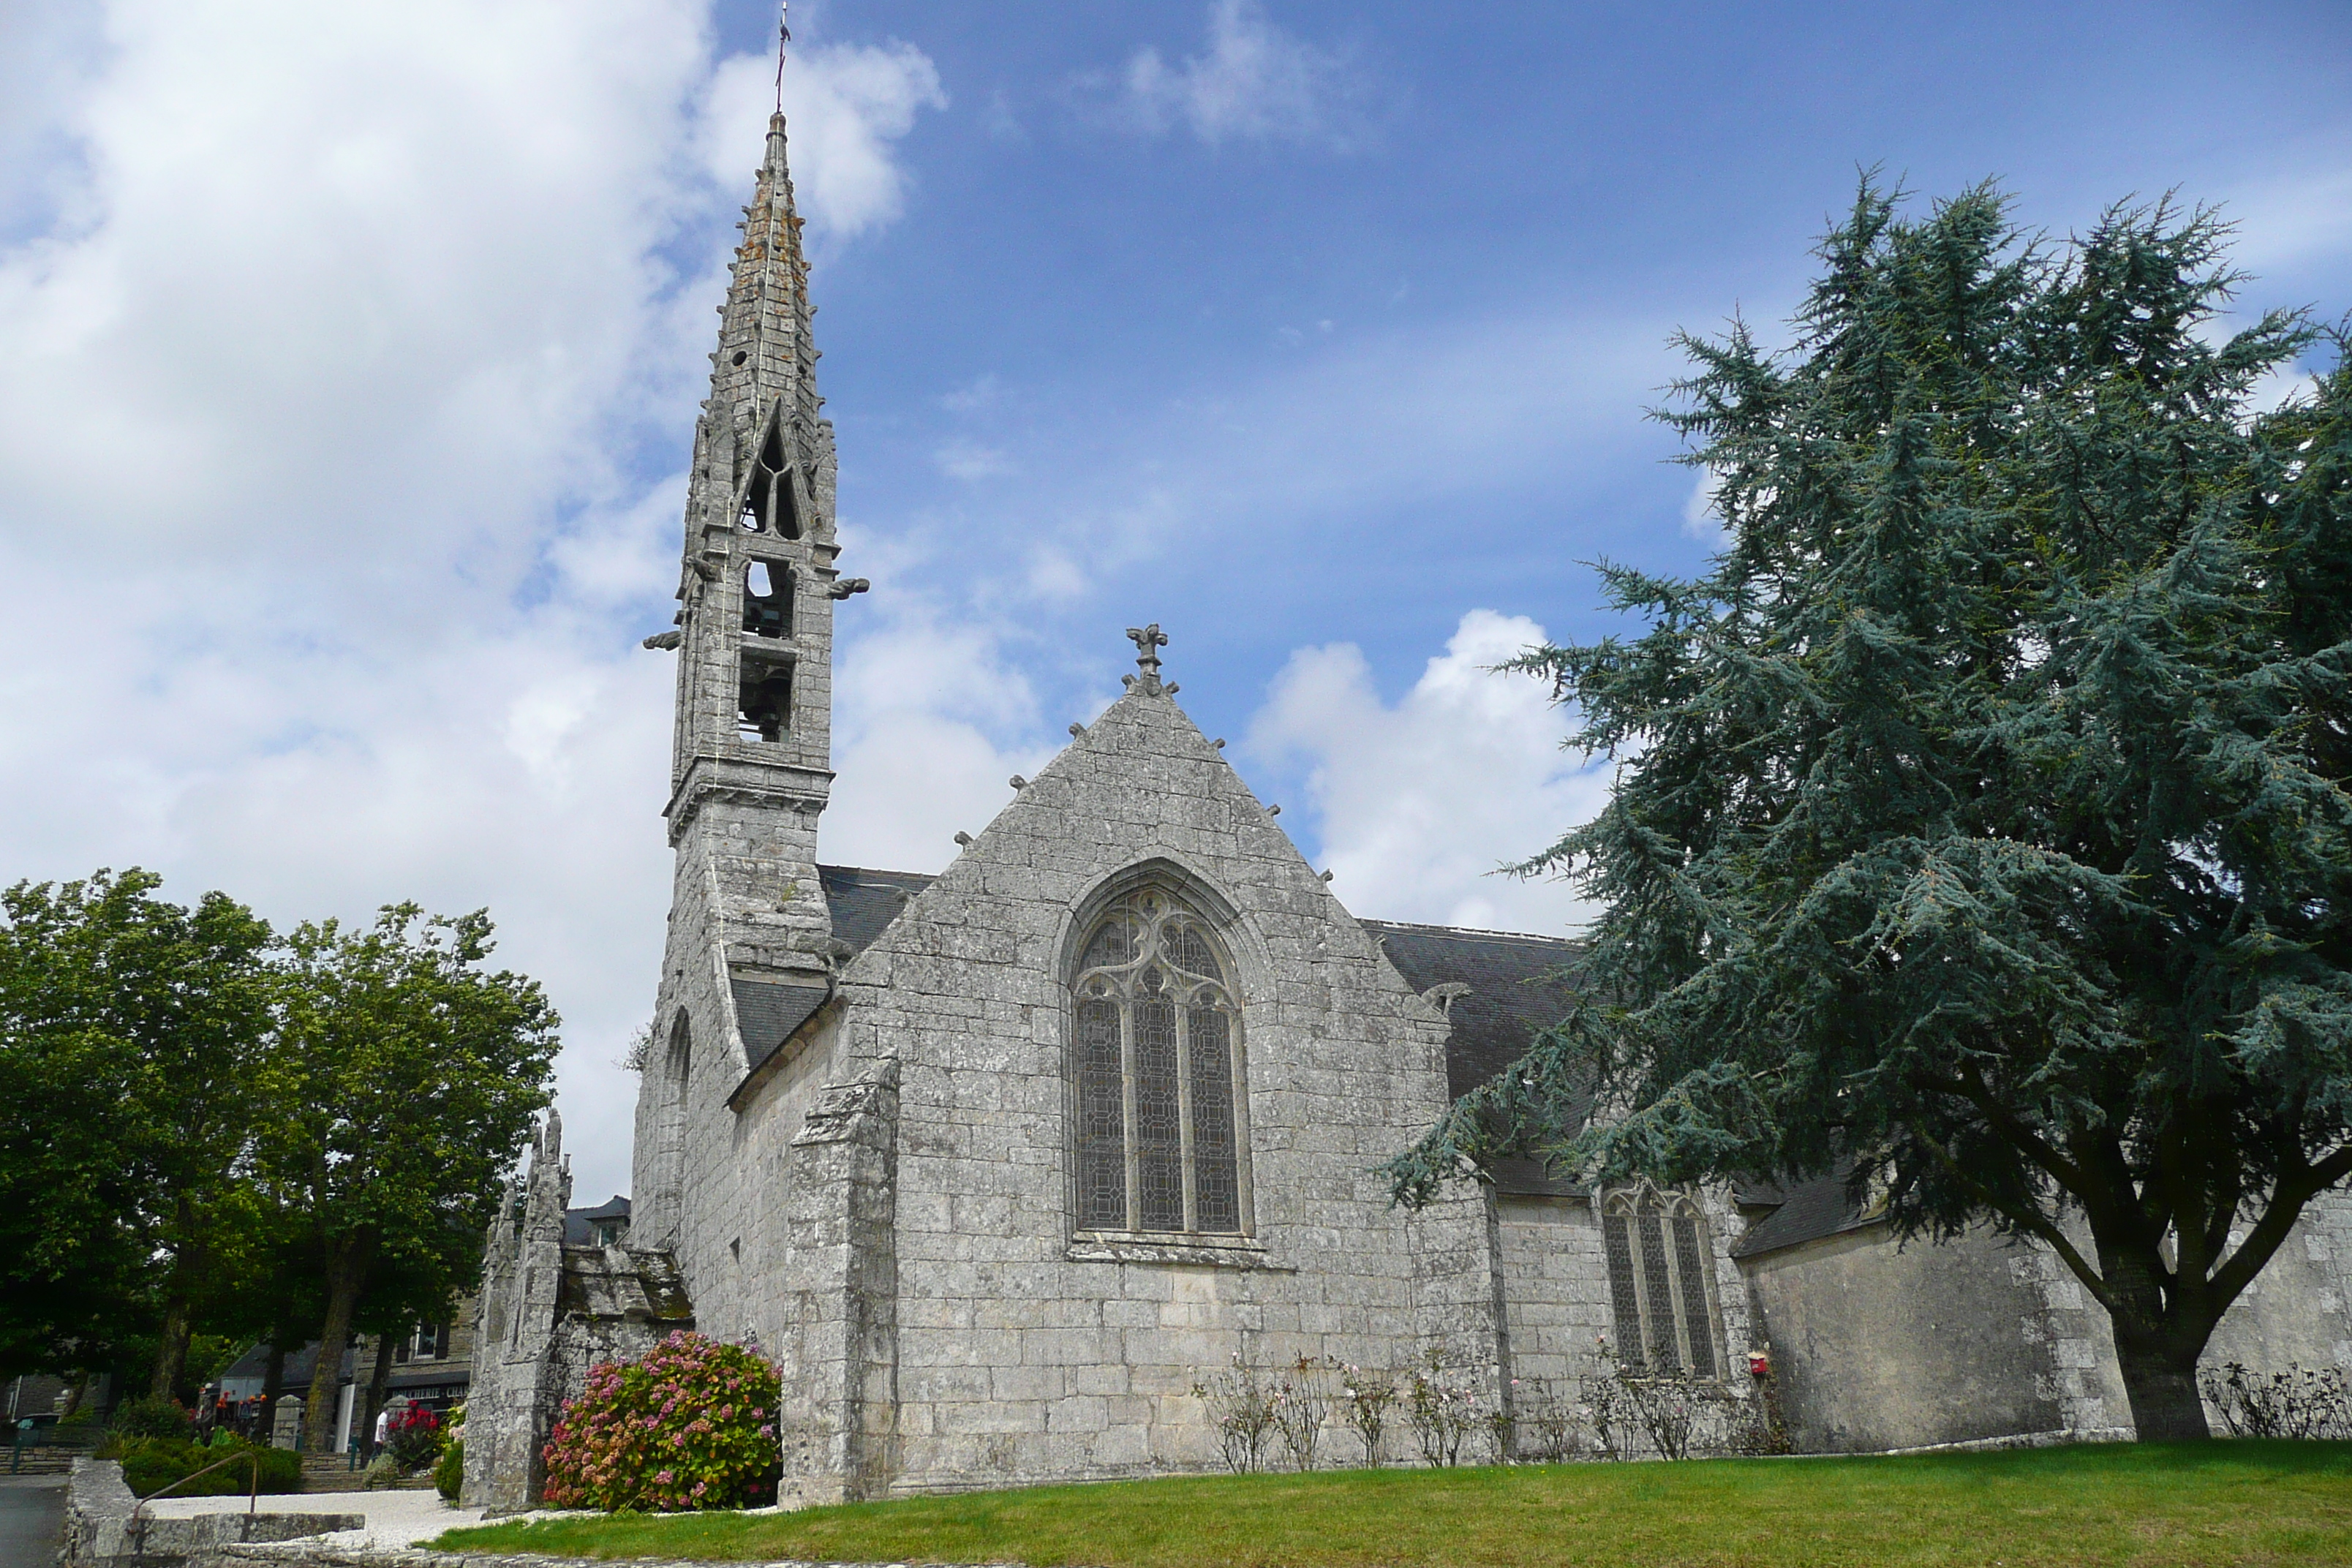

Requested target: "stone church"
[{"left": 463, "top": 106, "right": 2352, "bottom": 1509}]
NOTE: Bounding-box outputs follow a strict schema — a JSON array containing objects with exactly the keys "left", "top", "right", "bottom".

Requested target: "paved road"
[{"left": 0, "top": 1476, "right": 66, "bottom": 1568}]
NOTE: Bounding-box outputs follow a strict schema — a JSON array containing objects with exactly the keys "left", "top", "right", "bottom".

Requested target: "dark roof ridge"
[{"left": 1360, "top": 916, "right": 1583, "bottom": 947}]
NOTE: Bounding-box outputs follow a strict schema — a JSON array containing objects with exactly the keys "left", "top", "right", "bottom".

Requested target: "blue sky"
[
  {"left": 786, "top": 0, "right": 2350, "bottom": 691},
  {"left": 2, "top": 0, "right": 2347, "bottom": 1199}
]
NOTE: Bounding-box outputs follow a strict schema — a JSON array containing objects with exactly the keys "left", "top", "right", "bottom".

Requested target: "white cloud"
[
  {"left": 941, "top": 373, "right": 1006, "bottom": 413},
  {"left": 821, "top": 611, "right": 1057, "bottom": 875},
  {"left": 1096, "top": 0, "right": 1370, "bottom": 150},
  {"left": 1248, "top": 610, "right": 1612, "bottom": 935},
  {"left": 1682, "top": 464, "right": 1727, "bottom": 543},
  {"left": 935, "top": 440, "right": 1016, "bottom": 481},
  {"left": 2220, "top": 162, "right": 2352, "bottom": 276},
  {"left": 0, "top": 0, "right": 943, "bottom": 1205},
  {"left": 698, "top": 38, "right": 946, "bottom": 246},
  {"left": 1025, "top": 549, "right": 1088, "bottom": 601}
]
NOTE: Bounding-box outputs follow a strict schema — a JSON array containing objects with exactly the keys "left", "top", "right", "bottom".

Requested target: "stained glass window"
[
  {"left": 1188, "top": 1006, "right": 1238, "bottom": 1232},
  {"left": 1671, "top": 1210, "right": 1719, "bottom": 1377},
  {"left": 1068, "top": 889, "right": 1247, "bottom": 1235},
  {"left": 1599, "top": 1188, "right": 1723, "bottom": 1377},
  {"left": 1602, "top": 1211, "right": 1642, "bottom": 1360},
  {"left": 1134, "top": 985, "right": 1184, "bottom": 1231},
  {"left": 1076, "top": 998, "right": 1126, "bottom": 1229}
]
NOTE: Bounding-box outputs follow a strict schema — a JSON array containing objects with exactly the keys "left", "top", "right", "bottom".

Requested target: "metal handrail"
[{"left": 125, "top": 1446, "right": 265, "bottom": 1567}]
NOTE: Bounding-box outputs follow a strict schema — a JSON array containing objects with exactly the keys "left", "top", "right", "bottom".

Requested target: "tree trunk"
[
  {"left": 304, "top": 1233, "right": 377, "bottom": 1452},
  {"left": 260, "top": 1342, "right": 284, "bottom": 1415},
  {"left": 150, "top": 1293, "right": 192, "bottom": 1400},
  {"left": 2091, "top": 1224, "right": 2213, "bottom": 1441},
  {"left": 363, "top": 1332, "right": 395, "bottom": 1460},
  {"left": 2114, "top": 1338, "right": 2211, "bottom": 1441}
]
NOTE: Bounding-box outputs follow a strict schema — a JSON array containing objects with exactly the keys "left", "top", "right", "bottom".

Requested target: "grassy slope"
[{"left": 433, "top": 1441, "right": 2352, "bottom": 1568}]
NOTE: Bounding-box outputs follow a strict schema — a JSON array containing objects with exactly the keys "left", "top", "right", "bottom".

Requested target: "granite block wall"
[{"left": 803, "top": 682, "right": 1499, "bottom": 1493}]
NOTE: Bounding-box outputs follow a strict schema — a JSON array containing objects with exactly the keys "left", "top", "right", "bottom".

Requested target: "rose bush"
[
  {"left": 540, "top": 1331, "right": 782, "bottom": 1512},
  {"left": 382, "top": 1404, "right": 442, "bottom": 1471}
]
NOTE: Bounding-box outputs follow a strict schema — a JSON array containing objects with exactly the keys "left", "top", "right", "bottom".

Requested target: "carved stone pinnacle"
[{"left": 1125, "top": 623, "right": 1168, "bottom": 693}]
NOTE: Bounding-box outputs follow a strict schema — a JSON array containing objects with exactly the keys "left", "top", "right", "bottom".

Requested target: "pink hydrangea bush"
[{"left": 540, "top": 1331, "right": 783, "bottom": 1511}]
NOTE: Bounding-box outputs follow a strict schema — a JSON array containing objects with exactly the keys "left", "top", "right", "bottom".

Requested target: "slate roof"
[
  {"left": 821, "top": 864, "right": 935, "bottom": 955},
  {"left": 1362, "top": 919, "right": 1590, "bottom": 1198},
  {"left": 1360, "top": 921, "right": 1587, "bottom": 1098},
  {"left": 731, "top": 976, "right": 831, "bottom": 1082},
  {"left": 562, "top": 1194, "right": 633, "bottom": 1247},
  {"left": 1727, "top": 1164, "right": 1877, "bottom": 1259},
  {"left": 216, "top": 1340, "right": 355, "bottom": 1392}
]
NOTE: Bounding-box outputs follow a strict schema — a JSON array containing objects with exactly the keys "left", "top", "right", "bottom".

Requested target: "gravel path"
[{"left": 139, "top": 1488, "right": 483, "bottom": 1548}]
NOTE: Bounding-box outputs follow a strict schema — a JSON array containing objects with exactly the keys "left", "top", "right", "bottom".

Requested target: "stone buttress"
[
  {"left": 461, "top": 1114, "right": 569, "bottom": 1509},
  {"left": 464, "top": 1111, "right": 701, "bottom": 1509}
]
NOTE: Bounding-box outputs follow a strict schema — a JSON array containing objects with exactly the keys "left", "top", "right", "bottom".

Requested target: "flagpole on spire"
[{"left": 774, "top": 1, "right": 790, "bottom": 114}]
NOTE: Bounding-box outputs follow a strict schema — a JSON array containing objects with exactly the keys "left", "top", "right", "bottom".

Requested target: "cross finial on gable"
[{"left": 1125, "top": 623, "right": 1168, "bottom": 693}]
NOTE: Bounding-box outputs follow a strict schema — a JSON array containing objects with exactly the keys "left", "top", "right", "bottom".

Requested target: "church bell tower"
[{"left": 635, "top": 94, "right": 864, "bottom": 1248}]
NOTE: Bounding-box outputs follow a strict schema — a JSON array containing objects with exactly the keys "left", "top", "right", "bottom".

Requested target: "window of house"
[
  {"left": 1070, "top": 887, "right": 1246, "bottom": 1235},
  {"left": 393, "top": 1324, "right": 448, "bottom": 1363},
  {"left": 1599, "top": 1188, "right": 1721, "bottom": 1376}
]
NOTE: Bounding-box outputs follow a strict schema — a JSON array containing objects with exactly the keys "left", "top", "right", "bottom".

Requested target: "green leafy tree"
[
  {"left": 263, "top": 904, "right": 557, "bottom": 1450},
  {"left": 353, "top": 1235, "right": 474, "bottom": 1447},
  {"left": 1387, "top": 183, "right": 2351, "bottom": 1441},
  {"left": 0, "top": 870, "right": 278, "bottom": 1392}
]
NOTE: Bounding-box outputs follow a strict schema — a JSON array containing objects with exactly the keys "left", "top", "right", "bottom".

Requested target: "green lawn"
[{"left": 431, "top": 1440, "right": 2352, "bottom": 1568}]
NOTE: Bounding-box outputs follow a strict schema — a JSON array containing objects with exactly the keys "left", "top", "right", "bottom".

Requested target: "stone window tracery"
[
  {"left": 1600, "top": 1187, "right": 1722, "bottom": 1376},
  {"left": 738, "top": 424, "right": 802, "bottom": 540},
  {"left": 1069, "top": 887, "right": 1246, "bottom": 1235}
]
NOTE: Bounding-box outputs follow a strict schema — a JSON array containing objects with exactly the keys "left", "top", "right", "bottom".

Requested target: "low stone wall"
[
  {"left": 61, "top": 1459, "right": 366, "bottom": 1568},
  {"left": 197, "top": 1546, "right": 1010, "bottom": 1568}
]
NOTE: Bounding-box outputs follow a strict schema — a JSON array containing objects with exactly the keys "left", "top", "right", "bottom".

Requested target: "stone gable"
[{"left": 795, "top": 682, "right": 1495, "bottom": 1493}]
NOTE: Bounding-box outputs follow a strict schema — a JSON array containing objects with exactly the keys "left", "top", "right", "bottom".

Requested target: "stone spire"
[
  {"left": 643, "top": 57, "right": 857, "bottom": 1052},
  {"left": 699, "top": 113, "right": 821, "bottom": 506},
  {"left": 660, "top": 91, "right": 854, "bottom": 785}
]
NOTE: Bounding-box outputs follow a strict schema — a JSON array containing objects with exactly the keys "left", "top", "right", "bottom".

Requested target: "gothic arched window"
[
  {"left": 648, "top": 1012, "right": 693, "bottom": 1243},
  {"left": 1600, "top": 1188, "right": 1721, "bottom": 1376},
  {"left": 1070, "top": 887, "right": 1247, "bottom": 1235}
]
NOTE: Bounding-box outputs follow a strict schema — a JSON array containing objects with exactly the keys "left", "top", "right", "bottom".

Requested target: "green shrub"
[
  {"left": 110, "top": 1395, "right": 193, "bottom": 1441},
  {"left": 434, "top": 1437, "right": 463, "bottom": 1501},
  {"left": 115, "top": 1437, "right": 301, "bottom": 1499},
  {"left": 541, "top": 1330, "right": 782, "bottom": 1512}
]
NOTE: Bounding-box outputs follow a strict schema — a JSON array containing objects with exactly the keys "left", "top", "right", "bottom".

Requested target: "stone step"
[
  {"left": 296, "top": 1452, "right": 438, "bottom": 1491},
  {"left": 5, "top": 1450, "right": 81, "bottom": 1474}
]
